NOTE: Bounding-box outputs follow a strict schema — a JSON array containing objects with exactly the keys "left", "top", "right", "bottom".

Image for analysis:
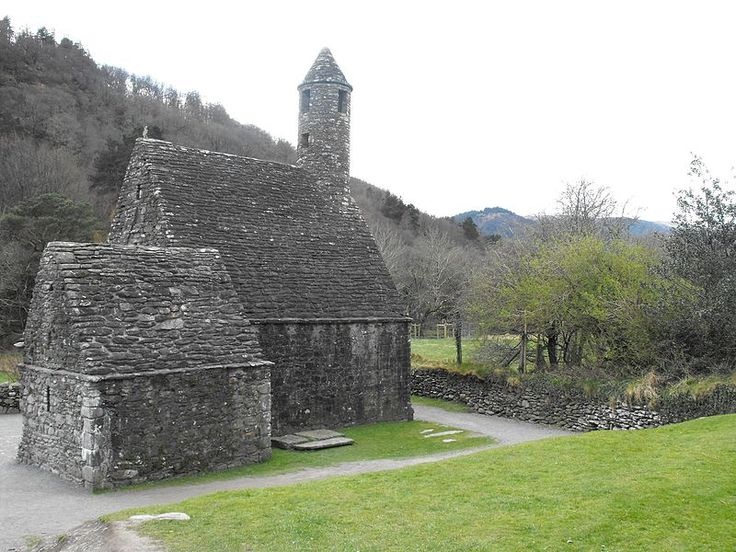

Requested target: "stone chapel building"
[{"left": 18, "top": 49, "right": 412, "bottom": 489}]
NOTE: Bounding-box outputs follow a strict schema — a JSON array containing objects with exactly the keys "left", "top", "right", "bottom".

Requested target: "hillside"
[
  {"left": 0, "top": 18, "right": 295, "bottom": 218},
  {"left": 454, "top": 207, "right": 671, "bottom": 237},
  {"left": 453, "top": 206, "right": 533, "bottom": 238}
]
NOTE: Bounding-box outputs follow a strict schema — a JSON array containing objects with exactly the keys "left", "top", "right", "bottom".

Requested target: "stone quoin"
[{"left": 18, "top": 49, "right": 412, "bottom": 489}]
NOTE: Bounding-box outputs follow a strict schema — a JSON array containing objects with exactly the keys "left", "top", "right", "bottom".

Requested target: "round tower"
[{"left": 297, "top": 48, "right": 352, "bottom": 191}]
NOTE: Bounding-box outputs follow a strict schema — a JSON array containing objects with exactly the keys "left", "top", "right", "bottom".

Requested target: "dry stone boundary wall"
[
  {"left": 412, "top": 368, "right": 736, "bottom": 431},
  {"left": 0, "top": 382, "right": 20, "bottom": 412}
]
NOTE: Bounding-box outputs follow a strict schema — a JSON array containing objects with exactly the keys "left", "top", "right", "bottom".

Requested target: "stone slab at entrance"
[
  {"left": 272, "top": 429, "right": 354, "bottom": 450},
  {"left": 295, "top": 429, "right": 344, "bottom": 440},
  {"left": 292, "top": 437, "right": 354, "bottom": 450}
]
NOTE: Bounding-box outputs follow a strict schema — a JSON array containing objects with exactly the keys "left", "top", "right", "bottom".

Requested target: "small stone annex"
[{"left": 18, "top": 48, "right": 412, "bottom": 488}]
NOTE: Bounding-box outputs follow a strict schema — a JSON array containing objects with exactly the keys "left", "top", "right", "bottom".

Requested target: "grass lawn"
[
  {"left": 113, "top": 414, "right": 736, "bottom": 551},
  {"left": 411, "top": 337, "right": 489, "bottom": 375},
  {"left": 410, "top": 394, "right": 471, "bottom": 413},
  {"left": 0, "top": 352, "right": 20, "bottom": 383},
  {"left": 108, "top": 420, "right": 492, "bottom": 492},
  {"left": 0, "top": 372, "right": 15, "bottom": 384}
]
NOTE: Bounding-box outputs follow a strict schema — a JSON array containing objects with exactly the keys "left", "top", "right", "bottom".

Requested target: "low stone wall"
[
  {"left": 412, "top": 369, "right": 736, "bottom": 431},
  {"left": 0, "top": 382, "right": 21, "bottom": 412}
]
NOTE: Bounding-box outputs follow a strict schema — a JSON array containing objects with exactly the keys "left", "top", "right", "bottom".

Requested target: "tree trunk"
[
  {"left": 535, "top": 334, "right": 546, "bottom": 370},
  {"left": 454, "top": 318, "right": 462, "bottom": 365},
  {"left": 546, "top": 329, "right": 559, "bottom": 367},
  {"left": 519, "top": 328, "right": 527, "bottom": 373}
]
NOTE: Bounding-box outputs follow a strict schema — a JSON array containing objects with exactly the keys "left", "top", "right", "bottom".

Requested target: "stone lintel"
[
  {"left": 252, "top": 317, "right": 411, "bottom": 325},
  {"left": 19, "top": 361, "right": 272, "bottom": 382}
]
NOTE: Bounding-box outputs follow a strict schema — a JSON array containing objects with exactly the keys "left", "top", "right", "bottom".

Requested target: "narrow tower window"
[
  {"left": 46, "top": 385, "right": 51, "bottom": 412},
  {"left": 300, "top": 133, "right": 310, "bottom": 147},
  {"left": 300, "top": 89, "right": 310, "bottom": 113},
  {"left": 338, "top": 90, "right": 348, "bottom": 113}
]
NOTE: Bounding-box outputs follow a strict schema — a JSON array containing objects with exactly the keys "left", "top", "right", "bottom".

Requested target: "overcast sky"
[{"left": 5, "top": 1, "right": 736, "bottom": 222}]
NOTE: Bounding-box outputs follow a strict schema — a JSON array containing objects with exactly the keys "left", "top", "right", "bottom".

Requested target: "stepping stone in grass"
[
  {"left": 129, "top": 513, "right": 190, "bottom": 523},
  {"left": 424, "top": 430, "right": 464, "bottom": 439},
  {"left": 420, "top": 429, "right": 435, "bottom": 434},
  {"left": 292, "top": 437, "right": 355, "bottom": 451},
  {"left": 442, "top": 439, "right": 457, "bottom": 443}
]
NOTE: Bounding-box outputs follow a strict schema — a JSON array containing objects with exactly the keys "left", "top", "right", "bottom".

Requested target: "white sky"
[{"left": 5, "top": 1, "right": 736, "bottom": 222}]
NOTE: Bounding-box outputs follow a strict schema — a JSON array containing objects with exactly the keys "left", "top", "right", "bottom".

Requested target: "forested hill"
[{"left": 0, "top": 17, "right": 295, "bottom": 218}]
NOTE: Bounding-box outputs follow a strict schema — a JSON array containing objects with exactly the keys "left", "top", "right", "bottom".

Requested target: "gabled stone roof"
[
  {"left": 301, "top": 48, "right": 352, "bottom": 90},
  {"left": 109, "top": 139, "right": 405, "bottom": 320},
  {"left": 24, "top": 242, "right": 265, "bottom": 376}
]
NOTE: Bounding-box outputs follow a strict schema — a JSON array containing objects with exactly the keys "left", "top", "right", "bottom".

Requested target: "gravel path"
[{"left": 0, "top": 407, "right": 572, "bottom": 551}]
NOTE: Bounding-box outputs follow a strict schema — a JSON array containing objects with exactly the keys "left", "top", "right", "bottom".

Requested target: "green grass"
[
  {"left": 410, "top": 394, "right": 471, "bottom": 413},
  {"left": 113, "top": 415, "right": 736, "bottom": 551},
  {"left": 108, "top": 420, "right": 492, "bottom": 492},
  {"left": 667, "top": 372, "right": 736, "bottom": 399},
  {"left": 0, "top": 352, "right": 20, "bottom": 383},
  {"left": 411, "top": 337, "right": 489, "bottom": 375}
]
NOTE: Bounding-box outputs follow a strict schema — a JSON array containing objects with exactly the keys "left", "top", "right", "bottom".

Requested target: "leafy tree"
[
  {"left": 0, "top": 193, "right": 99, "bottom": 345},
  {"left": 469, "top": 235, "right": 667, "bottom": 372},
  {"left": 90, "top": 125, "right": 163, "bottom": 196},
  {"left": 664, "top": 156, "right": 736, "bottom": 366},
  {"left": 461, "top": 216, "right": 480, "bottom": 241},
  {"left": 0, "top": 16, "right": 13, "bottom": 42}
]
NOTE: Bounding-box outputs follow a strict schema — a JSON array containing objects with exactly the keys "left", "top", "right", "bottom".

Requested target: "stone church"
[{"left": 18, "top": 49, "right": 412, "bottom": 489}]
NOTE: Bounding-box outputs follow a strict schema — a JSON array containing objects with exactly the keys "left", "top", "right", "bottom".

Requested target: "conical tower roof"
[{"left": 301, "top": 48, "right": 352, "bottom": 90}]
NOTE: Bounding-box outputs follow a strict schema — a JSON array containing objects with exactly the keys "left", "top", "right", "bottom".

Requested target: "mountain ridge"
[{"left": 453, "top": 206, "right": 671, "bottom": 237}]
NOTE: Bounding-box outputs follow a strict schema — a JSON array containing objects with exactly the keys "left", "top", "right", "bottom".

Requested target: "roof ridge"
[{"left": 133, "top": 138, "right": 302, "bottom": 171}]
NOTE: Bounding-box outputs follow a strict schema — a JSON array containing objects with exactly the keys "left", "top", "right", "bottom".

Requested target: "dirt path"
[{"left": 0, "top": 407, "right": 572, "bottom": 551}]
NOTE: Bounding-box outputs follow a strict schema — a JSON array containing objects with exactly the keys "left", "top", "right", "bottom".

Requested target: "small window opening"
[
  {"left": 338, "top": 90, "right": 348, "bottom": 113},
  {"left": 46, "top": 385, "right": 51, "bottom": 412},
  {"left": 300, "top": 133, "right": 310, "bottom": 148},
  {"left": 300, "top": 89, "right": 311, "bottom": 113}
]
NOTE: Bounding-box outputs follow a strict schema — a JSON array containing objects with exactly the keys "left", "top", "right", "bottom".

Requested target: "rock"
[
  {"left": 424, "top": 430, "right": 463, "bottom": 439},
  {"left": 129, "top": 512, "right": 191, "bottom": 522}
]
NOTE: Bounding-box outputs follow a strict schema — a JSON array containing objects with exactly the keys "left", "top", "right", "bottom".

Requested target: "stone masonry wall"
[
  {"left": 0, "top": 382, "right": 20, "bottom": 412},
  {"left": 100, "top": 365, "right": 271, "bottom": 488},
  {"left": 17, "top": 368, "right": 91, "bottom": 484},
  {"left": 412, "top": 369, "right": 736, "bottom": 430},
  {"left": 297, "top": 80, "right": 351, "bottom": 192},
  {"left": 259, "top": 320, "right": 413, "bottom": 435},
  {"left": 18, "top": 364, "right": 271, "bottom": 489}
]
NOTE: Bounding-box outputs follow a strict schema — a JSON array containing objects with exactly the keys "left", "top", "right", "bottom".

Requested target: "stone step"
[
  {"left": 294, "top": 429, "right": 345, "bottom": 441},
  {"left": 272, "top": 428, "right": 353, "bottom": 450},
  {"left": 292, "top": 436, "right": 355, "bottom": 451},
  {"left": 271, "top": 434, "right": 310, "bottom": 449}
]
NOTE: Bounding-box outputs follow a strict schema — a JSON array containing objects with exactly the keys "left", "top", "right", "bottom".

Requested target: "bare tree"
[
  {"left": 0, "top": 135, "right": 86, "bottom": 213},
  {"left": 535, "top": 179, "right": 635, "bottom": 240},
  {"left": 368, "top": 219, "right": 406, "bottom": 278}
]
